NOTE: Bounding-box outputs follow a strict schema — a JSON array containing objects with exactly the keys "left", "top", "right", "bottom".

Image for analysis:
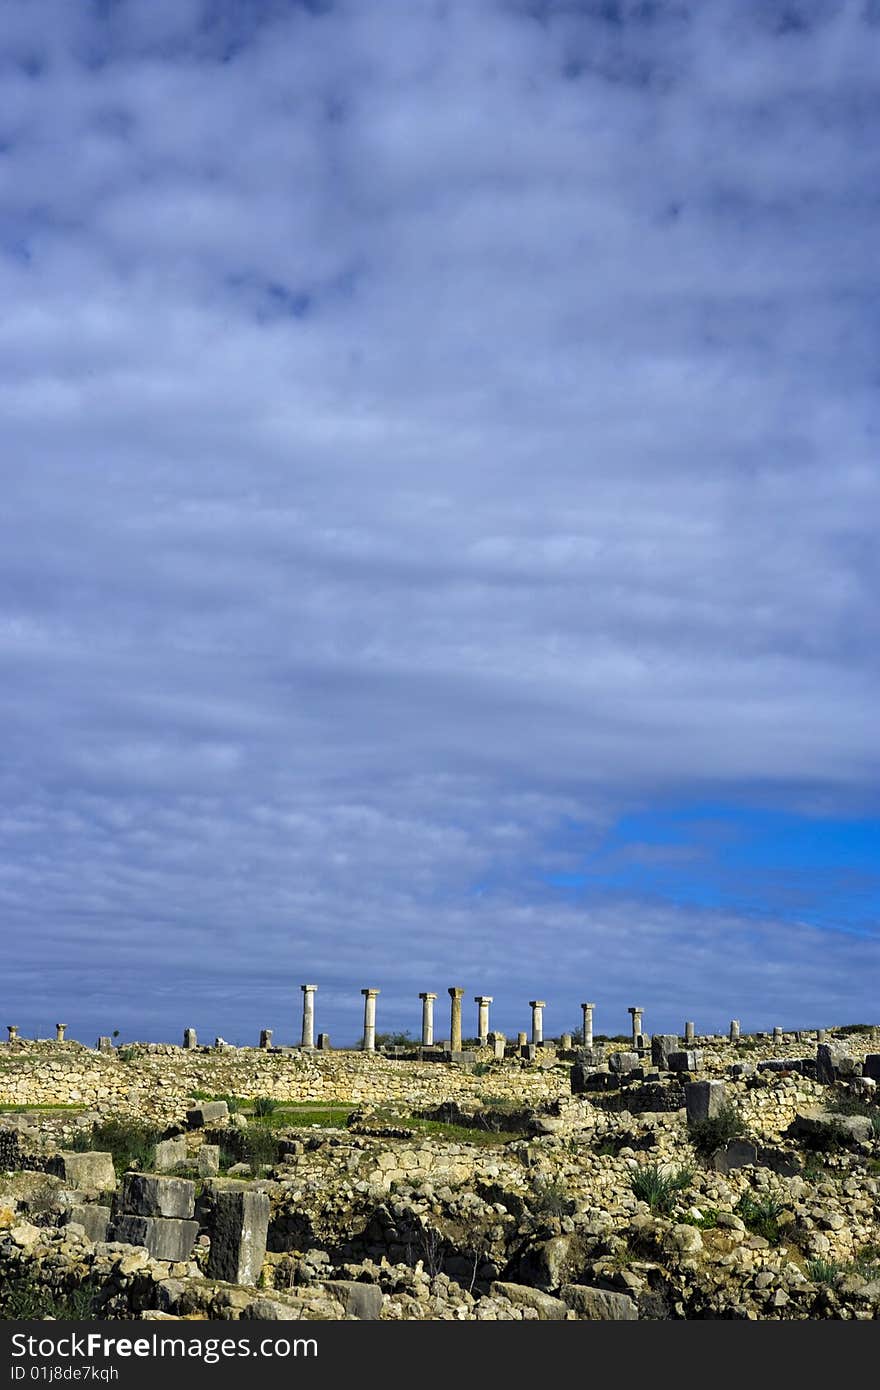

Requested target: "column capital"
[
  {"left": 529, "top": 1000, "right": 546, "bottom": 1009},
  {"left": 474, "top": 995, "right": 493, "bottom": 1004},
  {"left": 419, "top": 992, "right": 438, "bottom": 1001},
  {"left": 448, "top": 987, "right": 465, "bottom": 999},
  {"left": 361, "top": 988, "right": 380, "bottom": 997},
  {"left": 301, "top": 983, "right": 318, "bottom": 993},
  {"left": 628, "top": 1005, "right": 643, "bottom": 1014},
  {"left": 581, "top": 1002, "right": 596, "bottom": 1010}
]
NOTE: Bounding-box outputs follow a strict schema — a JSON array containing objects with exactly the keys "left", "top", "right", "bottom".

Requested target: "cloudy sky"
[{"left": 2, "top": 0, "right": 878, "bottom": 1047}]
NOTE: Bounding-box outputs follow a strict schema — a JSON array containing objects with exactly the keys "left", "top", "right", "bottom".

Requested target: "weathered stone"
[
  {"left": 120, "top": 1173, "right": 196, "bottom": 1219},
  {"left": 321, "top": 1280, "right": 383, "bottom": 1320},
  {"left": 186, "top": 1101, "right": 229, "bottom": 1127},
  {"left": 668, "top": 1050, "right": 701, "bottom": 1072},
  {"left": 53, "top": 1151, "right": 116, "bottom": 1192},
  {"left": 64, "top": 1204, "right": 111, "bottom": 1242},
  {"left": 684, "top": 1080, "right": 726, "bottom": 1123},
  {"left": 609, "top": 1051, "right": 640, "bottom": 1074},
  {"left": 559, "top": 1284, "right": 638, "bottom": 1320},
  {"left": 154, "top": 1137, "right": 188, "bottom": 1172},
  {"left": 206, "top": 1189, "right": 270, "bottom": 1285},
  {"left": 490, "top": 1281, "right": 569, "bottom": 1320},
  {"left": 651, "top": 1034, "right": 680, "bottom": 1069},
  {"left": 198, "top": 1144, "right": 220, "bottom": 1177},
  {"left": 816, "top": 1042, "right": 851, "bottom": 1085},
  {"left": 111, "top": 1214, "right": 199, "bottom": 1261},
  {"left": 789, "top": 1109, "right": 872, "bottom": 1145},
  {"left": 863, "top": 1054, "right": 880, "bottom": 1081},
  {"left": 711, "top": 1139, "right": 759, "bottom": 1173}
]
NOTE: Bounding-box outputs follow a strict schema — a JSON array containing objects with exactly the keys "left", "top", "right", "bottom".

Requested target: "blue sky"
[{"left": 1, "top": 0, "right": 879, "bottom": 1046}]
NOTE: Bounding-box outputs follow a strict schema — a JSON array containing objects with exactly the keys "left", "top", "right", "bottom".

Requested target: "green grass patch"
[{"left": 0, "top": 1103, "right": 87, "bottom": 1113}]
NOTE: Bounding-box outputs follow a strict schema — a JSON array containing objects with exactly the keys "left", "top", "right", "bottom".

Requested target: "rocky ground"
[{"left": 1, "top": 1030, "right": 878, "bottom": 1320}]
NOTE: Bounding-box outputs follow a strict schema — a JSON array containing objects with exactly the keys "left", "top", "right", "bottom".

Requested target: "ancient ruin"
[{"left": 0, "top": 990, "right": 878, "bottom": 1321}]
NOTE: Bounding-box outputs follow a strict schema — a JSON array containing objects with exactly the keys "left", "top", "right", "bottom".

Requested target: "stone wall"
[{"left": 0, "top": 1043, "right": 570, "bottom": 1122}]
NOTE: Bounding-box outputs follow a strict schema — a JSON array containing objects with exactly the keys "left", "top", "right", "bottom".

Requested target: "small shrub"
[
  {"left": 252, "top": 1096, "right": 280, "bottom": 1118},
  {"left": 806, "top": 1258, "right": 842, "bottom": 1285},
  {"left": 73, "top": 1117, "right": 159, "bottom": 1176},
  {"left": 735, "top": 1192, "right": 786, "bottom": 1244},
  {"left": 1, "top": 1273, "right": 103, "bottom": 1319},
  {"left": 530, "top": 1179, "right": 572, "bottom": 1218},
  {"left": 687, "top": 1101, "right": 745, "bottom": 1159},
  {"left": 630, "top": 1163, "right": 694, "bottom": 1214}
]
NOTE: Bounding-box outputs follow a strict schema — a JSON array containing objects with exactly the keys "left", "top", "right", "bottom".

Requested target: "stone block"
[
  {"left": 198, "top": 1145, "right": 220, "bottom": 1177},
  {"left": 111, "top": 1214, "right": 199, "bottom": 1262},
  {"left": 321, "top": 1280, "right": 383, "bottom": 1320},
  {"left": 206, "top": 1189, "right": 270, "bottom": 1286},
  {"left": 668, "top": 1050, "right": 701, "bottom": 1072},
  {"left": 490, "top": 1281, "right": 569, "bottom": 1320},
  {"left": 651, "top": 1034, "right": 680, "bottom": 1069},
  {"left": 816, "top": 1042, "right": 851, "bottom": 1085},
  {"left": 559, "top": 1284, "right": 638, "bottom": 1320},
  {"left": 64, "top": 1205, "right": 111, "bottom": 1242},
  {"left": 54, "top": 1151, "right": 116, "bottom": 1193},
  {"left": 154, "top": 1138, "right": 188, "bottom": 1172},
  {"left": 711, "top": 1139, "right": 758, "bottom": 1173},
  {"left": 684, "top": 1080, "right": 727, "bottom": 1124},
  {"left": 608, "top": 1051, "right": 640, "bottom": 1074},
  {"left": 863, "top": 1054, "right": 880, "bottom": 1081},
  {"left": 120, "top": 1173, "right": 196, "bottom": 1219},
  {"left": 186, "top": 1101, "right": 229, "bottom": 1128},
  {"left": 789, "top": 1109, "right": 872, "bottom": 1146}
]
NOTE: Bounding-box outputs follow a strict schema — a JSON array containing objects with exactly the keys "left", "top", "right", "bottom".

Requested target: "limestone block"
[
  {"left": 111, "top": 1214, "right": 199, "bottom": 1261},
  {"left": 321, "top": 1280, "right": 383, "bottom": 1320},
  {"left": 206, "top": 1189, "right": 270, "bottom": 1286},
  {"left": 155, "top": 1138, "right": 188, "bottom": 1172},
  {"left": 490, "top": 1281, "right": 570, "bottom": 1320},
  {"left": 558, "top": 1284, "right": 633, "bottom": 1317},
  {"left": 816, "top": 1042, "right": 851, "bottom": 1085},
  {"left": 608, "top": 1051, "right": 640, "bottom": 1074},
  {"left": 651, "top": 1034, "right": 680, "bottom": 1069},
  {"left": 55, "top": 1151, "right": 116, "bottom": 1192},
  {"left": 64, "top": 1204, "right": 111, "bottom": 1242},
  {"left": 684, "top": 1080, "right": 727, "bottom": 1124},
  {"left": 186, "top": 1101, "right": 229, "bottom": 1128},
  {"left": 863, "top": 1054, "right": 880, "bottom": 1081},
  {"left": 198, "top": 1144, "right": 220, "bottom": 1177},
  {"left": 711, "top": 1139, "right": 759, "bottom": 1173},
  {"left": 120, "top": 1173, "right": 196, "bottom": 1219}
]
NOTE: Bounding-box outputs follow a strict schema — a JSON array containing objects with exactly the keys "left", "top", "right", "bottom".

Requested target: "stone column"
[
  {"left": 448, "top": 987, "right": 464, "bottom": 1052},
  {"left": 475, "top": 996, "right": 493, "bottom": 1044},
  {"left": 816, "top": 1028, "right": 826, "bottom": 1043},
  {"left": 489, "top": 1031, "right": 506, "bottom": 1061},
  {"left": 729, "top": 1020, "right": 740, "bottom": 1042},
  {"left": 361, "top": 989, "right": 379, "bottom": 1051},
  {"left": 581, "top": 1003, "right": 595, "bottom": 1048},
  {"left": 7, "top": 1025, "right": 18, "bottom": 1042},
  {"left": 301, "top": 985, "right": 317, "bottom": 1049},
  {"left": 97, "top": 1036, "right": 112, "bottom": 1052},
  {"left": 419, "top": 993, "right": 437, "bottom": 1046},
  {"left": 529, "top": 1000, "right": 546, "bottom": 1045},
  {"left": 772, "top": 1026, "right": 783, "bottom": 1044},
  {"left": 259, "top": 1029, "right": 273, "bottom": 1049},
  {"left": 183, "top": 1028, "right": 197, "bottom": 1050},
  {"left": 55, "top": 1024, "right": 66, "bottom": 1042},
  {"left": 560, "top": 1033, "right": 572, "bottom": 1050},
  {"left": 516, "top": 1032, "right": 527, "bottom": 1047},
  {"left": 684, "top": 1021, "right": 695, "bottom": 1045},
  {"left": 628, "top": 1007, "right": 644, "bottom": 1048}
]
